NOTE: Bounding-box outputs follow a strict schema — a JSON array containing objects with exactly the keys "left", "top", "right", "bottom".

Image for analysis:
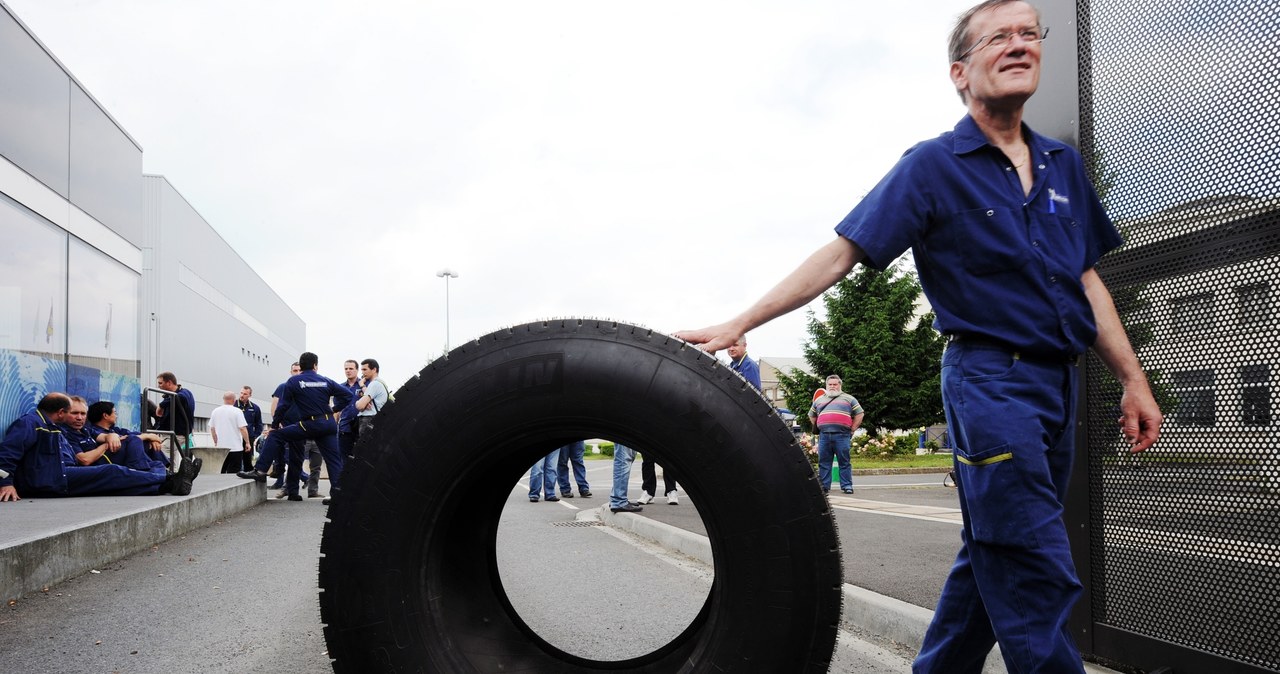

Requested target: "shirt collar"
[{"left": 951, "top": 115, "right": 1069, "bottom": 158}]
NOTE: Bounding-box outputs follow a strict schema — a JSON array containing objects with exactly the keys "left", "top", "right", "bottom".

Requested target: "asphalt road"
[
  {"left": 0, "top": 461, "right": 939, "bottom": 672},
  {"left": 630, "top": 469, "right": 963, "bottom": 611}
]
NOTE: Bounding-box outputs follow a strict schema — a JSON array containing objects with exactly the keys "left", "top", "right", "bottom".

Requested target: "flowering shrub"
[
  {"left": 851, "top": 431, "right": 922, "bottom": 458},
  {"left": 797, "top": 433, "right": 818, "bottom": 468}
]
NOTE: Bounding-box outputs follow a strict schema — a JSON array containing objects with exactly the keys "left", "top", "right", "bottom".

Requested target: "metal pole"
[{"left": 436, "top": 269, "right": 459, "bottom": 353}]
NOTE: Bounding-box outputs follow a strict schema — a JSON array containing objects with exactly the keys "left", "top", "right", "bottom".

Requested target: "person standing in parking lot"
[{"left": 808, "top": 375, "right": 863, "bottom": 495}]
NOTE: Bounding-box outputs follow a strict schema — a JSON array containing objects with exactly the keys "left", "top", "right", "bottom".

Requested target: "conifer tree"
[{"left": 778, "top": 261, "right": 946, "bottom": 436}]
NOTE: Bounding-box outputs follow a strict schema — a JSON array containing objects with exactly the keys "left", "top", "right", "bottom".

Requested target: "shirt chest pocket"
[{"left": 948, "top": 207, "right": 1030, "bottom": 276}]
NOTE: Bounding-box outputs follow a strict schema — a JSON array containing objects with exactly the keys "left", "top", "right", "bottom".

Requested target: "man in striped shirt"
[{"left": 807, "top": 375, "right": 864, "bottom": 494}]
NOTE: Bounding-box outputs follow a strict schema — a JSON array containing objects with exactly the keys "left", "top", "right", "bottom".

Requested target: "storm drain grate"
[{"left": 550, "top": 521, "right": 604, "bottom": 528}]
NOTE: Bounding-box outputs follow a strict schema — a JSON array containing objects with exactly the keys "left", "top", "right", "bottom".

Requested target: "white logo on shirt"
[{"left": 1049, "top": 188, "right": 1070, "bottom": 207}]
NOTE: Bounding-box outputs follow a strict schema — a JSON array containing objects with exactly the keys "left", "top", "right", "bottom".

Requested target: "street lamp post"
[{"left": 436, "top": 268, "right": 459, "bottom": 354}]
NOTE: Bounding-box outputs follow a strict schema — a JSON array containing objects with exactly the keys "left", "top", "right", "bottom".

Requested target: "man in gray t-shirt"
[{"left": 355, "top": 358, "right": 389, "bottom": 436}]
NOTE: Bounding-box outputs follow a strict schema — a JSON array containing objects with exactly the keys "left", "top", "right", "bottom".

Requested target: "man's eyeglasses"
[{"left": 959, "top": 26, "right": 1049, "bottom": 60}]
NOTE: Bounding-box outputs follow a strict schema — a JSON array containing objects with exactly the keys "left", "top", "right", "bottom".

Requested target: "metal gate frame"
[{"left": 1039, "top": 0, "right": 1280, "bottom": 672}]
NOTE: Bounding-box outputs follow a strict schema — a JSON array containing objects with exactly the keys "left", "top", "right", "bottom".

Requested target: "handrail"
[{"left": 141, "top": 385, "right": 191, "bottom": 467}]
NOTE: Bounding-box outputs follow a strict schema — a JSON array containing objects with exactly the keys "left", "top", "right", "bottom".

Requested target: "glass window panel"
[
  {"left": 0, "top": 9, "right": 70, "bottom": 197},
  {"left": 1168, "top": 292, "right": 1213, "bottom": 334},
  {"left": 0, "top": 191, "right": 68, "bottom": 428},
  {"left": 1171, "top": 369, "right": 1217, "bottom": 427},
  {"left": 68, "top": 84, "right": 143, "bottom": 240},
  {"left": 67, "top": 237, "right": 141, "bottom": 429},
  {"left": 1235, "top": 282, "right": 1272, "bottom": 330},
  {"left": 1238, "top": 363, "right": 1272, "bottom": 427}
]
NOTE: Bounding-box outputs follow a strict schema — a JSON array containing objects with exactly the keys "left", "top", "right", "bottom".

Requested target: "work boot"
[{"left": 171, "top": 459, "right": 199, "bottom": 496}]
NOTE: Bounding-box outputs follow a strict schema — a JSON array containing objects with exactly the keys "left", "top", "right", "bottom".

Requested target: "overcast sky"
[{"left": 7, "top": 0, "right": 977, "bottom": 390}]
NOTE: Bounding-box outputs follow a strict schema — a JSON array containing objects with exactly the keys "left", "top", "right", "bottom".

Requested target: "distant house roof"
[{"left": 758, "top": 357, "right": 811, "bottom": 379}]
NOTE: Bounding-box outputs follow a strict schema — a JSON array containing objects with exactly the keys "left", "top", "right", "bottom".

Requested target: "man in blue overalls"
[
  {"left": 238, "top": 352, "right": 352, "bottom": 503},
  {"left": 677, "top": 1, "right": 1163, "bottom": 671},
  {"left": 0, "top": 394, "right": 199, "bottom": 501}
]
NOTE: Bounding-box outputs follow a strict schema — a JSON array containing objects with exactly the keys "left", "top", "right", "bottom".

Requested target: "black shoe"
[
  {"left": 611, "top": 503, "right": 643, "bottom": 513},
  {"left": 190, "top": 457, "right": 203, "bottom": 479},
  {"left": 560, "top": 492, "right": 574, "bottom": 498},
  {"left": 322, "top": 497, "right": 332, "bottom": 505},
  {"left": 237, "top": 469, "right": 268, "bottom": 482},
  {"left": 171, "top": 462, "right": 197, "bottom": 496},
  {"left": 579, "top": 490, "right": 592, "bottom": 497},
  {"left": 158, "top": 472, "right": 176, "bottom": 495},
  {"left": 529, "top": 496, "right": 539, "bottom": 502},
  {"left": 842, "top": 488, "right": 854, "bottom": 494},
  {"left": 545, "top": 495, "right": 559, "bottom": 502},
  {"left": 288, "top": 494, "right": 303, "bottom": 501}
]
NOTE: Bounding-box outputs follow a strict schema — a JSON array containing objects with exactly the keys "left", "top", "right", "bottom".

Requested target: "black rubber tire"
[{"left": 319, "top": 319, "right": 842, "bottom": 672}]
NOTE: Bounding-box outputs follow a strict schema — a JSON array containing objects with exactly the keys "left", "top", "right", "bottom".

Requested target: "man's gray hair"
[
  {"left": 825, "top": 375, "right": 842, "bottom": 384},
  {"left": 948, "top": 0, "right": 1044, "bottom": 64}
]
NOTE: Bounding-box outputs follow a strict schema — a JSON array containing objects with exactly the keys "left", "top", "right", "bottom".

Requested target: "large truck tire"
[{"left": 319, "top": 319, "right": 842, "bottom": 672}]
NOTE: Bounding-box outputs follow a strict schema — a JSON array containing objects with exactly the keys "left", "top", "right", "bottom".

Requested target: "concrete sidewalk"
[{"left": 0, "top": 475, "right": 264, "bottom": 602}]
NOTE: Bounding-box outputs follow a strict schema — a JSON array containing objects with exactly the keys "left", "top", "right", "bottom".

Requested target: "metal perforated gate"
[{"left": 1075, "top": 0, "right": 1280, "bottom": 671}]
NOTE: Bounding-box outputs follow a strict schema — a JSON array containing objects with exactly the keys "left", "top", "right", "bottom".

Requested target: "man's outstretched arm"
[{"left": 675, "top": 237, "right": 864, "bottom": 353}]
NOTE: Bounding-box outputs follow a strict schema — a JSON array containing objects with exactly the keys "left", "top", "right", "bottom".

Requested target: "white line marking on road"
[{"left": 830, "top": 497, "right": 963, "bottom": 525}]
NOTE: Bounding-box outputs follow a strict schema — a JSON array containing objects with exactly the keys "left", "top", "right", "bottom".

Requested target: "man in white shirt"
[
  {"left": 355, "top": 358, "right": 390, "bottom": 437},
  {"left": 210, "top": 391, "right": 251, "bottom": 473}
]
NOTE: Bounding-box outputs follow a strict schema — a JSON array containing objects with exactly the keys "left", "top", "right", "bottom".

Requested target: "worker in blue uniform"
[
  {"left": 154, "top": 371, "right": 195, "bottom": 448},
  {"left": 264, "top": 363, "right": 307, "bottom": 490},
  {"left": 62, "top": 397, "right": 166, "bottom": 473},
  {"left": 726, "top": 335, "right": 762, "bottom": 391},
  {"left": 337, "top": 359, "right": 363, "bottom": 459},
  {"left": 0, "top": 394, "right": 199, "bottom": 501},
  {"left": 238, "top": 352, "right": 352, "bottom": 503},
  {"left": 235, "top": 386, "right": 264, "bottom": 472},
  {"left": 677, "top": 2, "right": 1163, "bottom": 671},
  {"left": 86, "top": 400, "right": 172, "bottom": 467}
]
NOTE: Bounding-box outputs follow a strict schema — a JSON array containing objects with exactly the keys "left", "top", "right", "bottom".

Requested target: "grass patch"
[{"left": 850, "top": 453, "right": 953, "bottom": 470}]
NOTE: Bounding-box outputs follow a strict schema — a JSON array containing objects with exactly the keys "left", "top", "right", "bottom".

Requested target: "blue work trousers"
[
  {"left": 609, "top": 444, "right": 637, "bottom": 509},
  {"left": 817, "top": 431, "right": 852, "bottom": 492},
  {"left": 528, "top": 451, "right": 558, "bottom": 499},
  {"left": 556, "top": 441, "right": 589, "bottom": 495},
  {"left": 913, "top": 343, "right": 1084, "bottom": 674},
  {"left": 259, "top": 419, "right": 342, "bottom": 496}
]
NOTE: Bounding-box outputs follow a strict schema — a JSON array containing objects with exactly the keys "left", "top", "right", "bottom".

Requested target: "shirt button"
[
  {"left": 986, "top": 210, "right": 994, "bottom": 216},
  {"left": 1050, "top": 275, "right": 1058, "bottom": 283},
  {"left": 1038, "top": 164, "right": 1046, "bottom": 169},
  {"left": 1032, "top": 240, "right": 1040, "bottom": 247}
]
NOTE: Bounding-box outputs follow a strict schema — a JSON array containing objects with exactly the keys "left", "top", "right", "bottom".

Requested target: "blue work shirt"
[
  {"left": 271, "top": 382, "right": 300, "bottom": 427},
  {"left": 275, "top": 370, "right": 353, "bottom": 425},
  {"left": 157, "top": 387, "right": 195, "bottom": 436},
  {"left": 730, "top": 353, "right": 762, "bottom": 391},
  {"left": 0, "top": 411, "right": 72, "bottom": 492},
  {"left": 236, "top": 400, "right": 264, "bottom": 441},
  {"left": 835, "top": 116, "right": 1122, "bottom": 358},
  {"left": 337, "top": 379, "right": 362, "bottom": 433},
  {"left": 61, "top": 424, "right": 101, "bottom": 461}
]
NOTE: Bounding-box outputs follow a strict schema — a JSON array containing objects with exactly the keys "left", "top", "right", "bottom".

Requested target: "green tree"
[{"left": 778, "top": 261, "right": 946, "bottom": 437}]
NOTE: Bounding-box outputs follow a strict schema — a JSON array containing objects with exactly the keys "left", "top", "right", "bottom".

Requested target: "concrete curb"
[
  {"left": 1, "top": 478, "right": 265, "bottom": 602},
  {"left": 587, "top": 503, "right": 1115, "bottom": 674},
  {"left": 592, "top": 504, "right": 714, "bottom": 566}
]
